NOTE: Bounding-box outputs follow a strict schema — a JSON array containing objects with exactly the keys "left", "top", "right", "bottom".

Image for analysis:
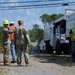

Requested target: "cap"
[{"left": 18, "top": 20, "right": 23, "bottom": 23}]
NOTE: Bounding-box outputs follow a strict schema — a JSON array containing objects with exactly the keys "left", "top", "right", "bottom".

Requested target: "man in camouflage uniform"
[
  {"left": 2, "top": 20, "right": 14, "bottom": 65},
  {"left": 14, "top": 20, "right": 31, "bottom": 66}
]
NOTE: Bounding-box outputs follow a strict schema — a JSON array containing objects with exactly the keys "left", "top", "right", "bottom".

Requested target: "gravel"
[{"left": 0, "top": 54, "right": 75, "bottom": 75}]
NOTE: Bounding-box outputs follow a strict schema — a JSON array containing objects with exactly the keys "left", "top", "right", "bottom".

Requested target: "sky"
[{"left": 0, "top": 0, "right": 75, "bottom": 30}]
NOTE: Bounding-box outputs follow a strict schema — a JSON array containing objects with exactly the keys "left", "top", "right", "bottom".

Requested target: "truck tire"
[
  {"left": 62, "top": 43, "right": 69, "bottom": 54},
  {"left": 55, "top": 39, "right": 62, "bottom": 54},
  {"left": 47, "top": 46, "right": 53, "bottom": 54}
]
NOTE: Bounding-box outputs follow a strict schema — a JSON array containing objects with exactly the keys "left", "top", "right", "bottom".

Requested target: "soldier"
[
  {"left": 14, "top": 20, "right": 31, "bottom": 66},
  {"left": 2, "top": 20, "right": 14, "bottom": 65}
]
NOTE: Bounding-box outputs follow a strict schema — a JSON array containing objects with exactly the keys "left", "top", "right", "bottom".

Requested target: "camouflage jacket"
[
  {"left": 2, "top": 27, "right": 14, "bottom": 44},
  {"left": 14, "top": 26, "right": 31, "bottom": 45}
]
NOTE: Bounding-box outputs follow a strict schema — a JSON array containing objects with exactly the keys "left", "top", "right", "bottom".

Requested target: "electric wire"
[
  {"left": 0, "top": 1, "right": 74, "bottom": 10},
  {"left": 0, "top": 4, "right": 75, "bottom": 10},
  {"left": 0, "top": 2, "right": 75, "bottom": 8},
  {"left": 0, "top": 0, "right": 63, "bottom": 4}
]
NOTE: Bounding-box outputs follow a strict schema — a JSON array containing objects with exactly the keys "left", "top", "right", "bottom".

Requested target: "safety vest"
[
  {"left": 9, "top": 25, "right": 16, "bottom": 40},
  {"left": 71, "top": 27, "right": 75, "bottom": 41}
]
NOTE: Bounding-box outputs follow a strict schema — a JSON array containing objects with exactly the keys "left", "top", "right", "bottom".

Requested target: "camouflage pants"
[
  {"left": 16, "top": 44, "right": 30, "bottom": 65},
  {"left": 3, "top": 43, "right": 11, "bottom": 64}
]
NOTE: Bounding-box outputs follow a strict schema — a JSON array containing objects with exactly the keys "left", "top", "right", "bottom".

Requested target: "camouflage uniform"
[
  {"left": 14, "top": 25, "right": 31, "bottom": 65},
  {"left": 2, "top": 27, "right": 14, "bottom": 65}
]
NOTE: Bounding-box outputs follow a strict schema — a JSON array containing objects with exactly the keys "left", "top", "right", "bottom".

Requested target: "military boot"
[
  {"left": 4, "top": 61, "right": 10, "bottom": 66},
  {"left": 26, "top": 64, "right": 31, "bottom": 67},
  {"left": 17, "top": 64, "right": 21, "bottom": 66}
]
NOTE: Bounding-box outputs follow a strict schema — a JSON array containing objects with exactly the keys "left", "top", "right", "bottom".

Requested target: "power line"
[
  {"left": 0, "top": 2, "right": 75, "bottom": 8},
  {"left": 0, "top": 3, "right": 64, "bottom": 8},
  {"left": 0, "top": 1, "right": 75, "bottom": 10},
  {"left": 0, "top": 0, "right": 63, "bottom": 4},
  {"left": 0, "top": 4, "right": 75, "bottom": 10},
  {"left": 0, "top": 5, "right": 62, "bottom": 10}
]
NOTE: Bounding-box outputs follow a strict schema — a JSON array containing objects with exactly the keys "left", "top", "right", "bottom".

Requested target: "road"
[
  {"left": 0, "top": 54, "right": 75, "bottom": 75},
  {"left": 0, "top": 54, "right": 57, "bottom": 75}
]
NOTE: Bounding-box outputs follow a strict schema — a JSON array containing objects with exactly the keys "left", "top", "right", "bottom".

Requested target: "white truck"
[
  {"left": 44, "top": 11, "right": 75, "bottom": 54},
  {"left": 43, "top": 22, "right": 54, "bottom": 53}
]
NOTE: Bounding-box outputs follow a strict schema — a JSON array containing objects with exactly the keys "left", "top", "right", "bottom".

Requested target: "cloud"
[
  {"left": 0, "top": 0, "right": 5, "bottom": 2},
  {"left": 25, "top": 9, "right": 38, "bottom": 18},
  {"left": 24, "top": 9, "right": 44, "bottom": 29},
  {"left": 26, "top": 15, "right": 44, "bottom": 29},
  {"left": 36, "top": 20, "right": 44, "bottom": 29},
  {"left": 25, "top": 18, "right": 44, "bottom": 30},
  {"left": 25, "top": 9, "right": 32, "bottom": 16},
  {"left": 68, "top": 0, "right": 75, "bottom": 1}
]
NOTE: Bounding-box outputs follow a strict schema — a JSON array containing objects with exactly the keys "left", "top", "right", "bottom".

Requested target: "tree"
[
  {"left": 29, "top": 30, "right": 36, "bottom": 42},
  {"left": 29, "top": 24, "right": 44, "bottom": 46},
  {"left": 40, "top": 13, "right": 64, "bottom": 25},
  {"left": 40, "top": 14, "right": 52, "bottom": 25},
  {"left": 33, "top": 24, "right": 39, "bottom": 30}
]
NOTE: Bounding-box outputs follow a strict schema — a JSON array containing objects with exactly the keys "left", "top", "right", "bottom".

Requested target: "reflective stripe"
[{"left": 72, "top": 27, "right": 75, "bottom": 41}]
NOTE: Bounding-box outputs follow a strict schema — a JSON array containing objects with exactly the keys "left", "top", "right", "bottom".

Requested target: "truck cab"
[{"left": 54, "top": 19, "right": 69, "bottom": 54}]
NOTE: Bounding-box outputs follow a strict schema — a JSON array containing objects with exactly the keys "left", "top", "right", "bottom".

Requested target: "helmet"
[
  {"left": 3, "top": 20, "right": 9, "bottom": 25},
  {"left": 10, "top": 21, "right": 14, "bottom": 24}
]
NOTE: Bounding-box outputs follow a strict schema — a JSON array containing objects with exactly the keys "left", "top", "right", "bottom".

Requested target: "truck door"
[{"left": 54, "top": 20, "right": 69, "bottom": 54}]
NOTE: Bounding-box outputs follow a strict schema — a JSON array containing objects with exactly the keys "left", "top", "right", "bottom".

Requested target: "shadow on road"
[{"left": 31, "top": 54, "right": 75, "bottom": 66}]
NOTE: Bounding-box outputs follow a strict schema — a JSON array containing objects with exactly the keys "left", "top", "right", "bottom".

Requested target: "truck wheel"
[
  {"left": 62, "top": 43, "right": 69, "bottom": 54},
  {"left": 47, "top": 46, "right": 53, "bottom": 54},
  {"left": 55, "top": 40, "right": 61, "bottom": 54}
]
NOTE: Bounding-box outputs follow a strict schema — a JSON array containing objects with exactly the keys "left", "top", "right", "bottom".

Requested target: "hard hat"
[
  {"left": 10, "top": 21, "right": 14, "bottom": 24},
  {"left": 3, "top": 20, "right": 9, "bottom": 25}
]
